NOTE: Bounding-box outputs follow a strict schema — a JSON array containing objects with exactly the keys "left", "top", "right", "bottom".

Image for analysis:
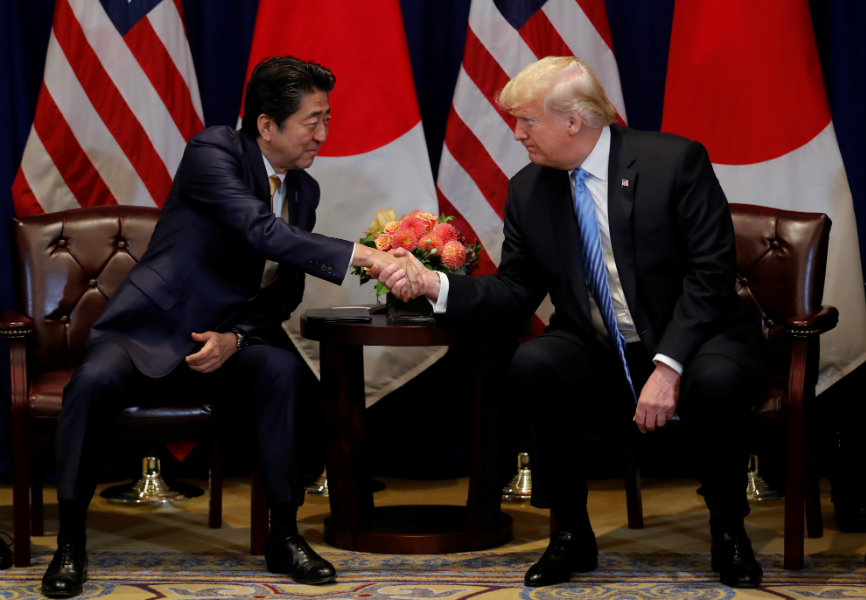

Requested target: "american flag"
[
  {"left": 11, "top": 0, "right": 203, "bottom": 216},
  {"left": 436, "top": 0, "right": 626, "bottom": 327}
]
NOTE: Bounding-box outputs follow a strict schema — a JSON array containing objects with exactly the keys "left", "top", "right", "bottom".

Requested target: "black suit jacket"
[
  {"left": 447, "top": 124, "right": 756, "bottom": 371},
  {"left": 91, "top": 126, "right": 354, "bottom": 377}
]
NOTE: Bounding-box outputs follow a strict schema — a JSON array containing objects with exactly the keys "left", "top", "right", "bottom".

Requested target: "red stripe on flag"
[
  {"left": 53, "top": 0, "right": 173, "bottom": 203},
  {"left": 662, "top": 1, "right": 829, "bottom": 164},
  {"left": 11, "top": 169, "right": 45, "bottom": 216},
  {"left": 32, "top": 90, "right": 117, "bottom": 208},
  {"left": 124, "top": 17, "right": 204, "bottom": 141},
  {"left": 443, "top": 113, "right": 508, "bottom": 219},
  {"left": 172, "top": 0, "right": 188, "bottom": 35},
  {"left": 461, "top": 27, "right": 516, "bottom": 130},
  {"left": 519, "top": 10, "right": 572, "bottom": 58}
]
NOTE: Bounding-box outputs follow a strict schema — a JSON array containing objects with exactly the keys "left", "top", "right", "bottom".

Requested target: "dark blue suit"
[{"left": 57, "top": 126, "right": 353, "bottom": 510}]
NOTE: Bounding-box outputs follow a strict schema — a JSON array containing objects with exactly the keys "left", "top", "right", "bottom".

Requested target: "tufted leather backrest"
[
  {"left": 12, "top": 205, "right": 161, "bottom": 373},
  {"left": 730, "top": 203, "right": 831, "bottom": 413},
  {"left": 731, "top": 203, "right": 830, "bottom": 327}
]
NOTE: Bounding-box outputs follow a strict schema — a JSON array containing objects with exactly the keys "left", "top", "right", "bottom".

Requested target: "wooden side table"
[{"left": 301, "top": 312, "right": 513, "bottom": 553}]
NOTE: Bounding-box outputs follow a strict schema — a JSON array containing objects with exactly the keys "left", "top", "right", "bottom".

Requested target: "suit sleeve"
[
  {"left": 447, "top": 177, "right": 547, "bottom": 326},
  {"left": 654, "top": 140, "right": 740, "bottom": 366},
  {"left": 175, "top": 130, "right": 353, "bottom": 285}
]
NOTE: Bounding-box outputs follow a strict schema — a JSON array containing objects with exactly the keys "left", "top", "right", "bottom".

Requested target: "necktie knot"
[
  {"left": 573, "top": 167, "right": 589, "bottom": 190},
  {"left": 268, "top": 174, "right": 281, "bottom": 199}
]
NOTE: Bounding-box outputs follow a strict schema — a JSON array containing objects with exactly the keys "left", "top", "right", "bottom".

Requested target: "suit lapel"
[
  {"left": 239, "top": 131, "right": 278, "bottom": 286},
  {"left": 240, "top": 132, "right": 270, "bottom": 203},
  {"left": 607, "top": 124, "right": 639, "bottom": 315},
  {"left": 548, "top": 168, "right": 592, "bottom": 318}
]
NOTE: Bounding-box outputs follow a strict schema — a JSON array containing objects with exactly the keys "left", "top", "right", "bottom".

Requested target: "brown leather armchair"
[
  {"left": 621, "top": 203, "right": 837, "bottom": 570},
  {"left": 1, "top": 205, "right": 267, "bottom": 567},
  {"left": 729, "top": 203, "right": 837, "bottom": 569}
]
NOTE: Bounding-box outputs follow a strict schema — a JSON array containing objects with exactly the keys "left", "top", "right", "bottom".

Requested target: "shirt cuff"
[
  {"left": 653, "top": 353, "right": 683, "bottom": 375},
  {"left": 343, "top": 245, "right": 356, "bottom": 281},
  {"left": 430, "top": 271, "right": 449, "bottom": 314}
]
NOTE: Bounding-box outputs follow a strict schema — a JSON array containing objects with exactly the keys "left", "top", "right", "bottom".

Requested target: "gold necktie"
[
  {"left": 261, "top": 175, "right": 283, "bottom": 287},
  {"left": 268, "top": 174, "right": 280, "bottom": 211}
]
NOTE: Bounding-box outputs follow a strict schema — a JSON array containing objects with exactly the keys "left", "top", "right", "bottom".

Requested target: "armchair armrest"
[
  {"left": 785, "top": 306, "right": 838, "bottom": 339},
  {"left": 0, "top": 309, "right": 34, "bottom": 339}
]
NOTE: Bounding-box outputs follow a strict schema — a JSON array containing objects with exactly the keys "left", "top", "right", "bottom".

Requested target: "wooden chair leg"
[
  {"left": 250, "top": 464, "right": 268, "bottom": 556},
  {"left": 208, "top": 442, "right": 223, "bottom": 529},
  {"left": 783, "top": 346, "right": 808, "bottom": 570}
]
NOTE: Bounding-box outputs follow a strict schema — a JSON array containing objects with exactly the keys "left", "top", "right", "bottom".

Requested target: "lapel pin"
[{"left": 621, "top": 178, "right": 629, "bottom": 188}]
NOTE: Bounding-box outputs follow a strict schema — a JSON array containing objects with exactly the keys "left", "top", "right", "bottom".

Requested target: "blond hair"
[{"left": 498, "top": 56, "right": 617, "bottom": 128}]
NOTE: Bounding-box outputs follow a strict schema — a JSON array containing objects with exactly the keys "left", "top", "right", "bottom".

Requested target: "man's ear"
[
  {"left": 566, "top": 111, "right": 583, "bottom": 135},
  {"left": 257, "top": 114, "right": 274, "bottom": 141}
]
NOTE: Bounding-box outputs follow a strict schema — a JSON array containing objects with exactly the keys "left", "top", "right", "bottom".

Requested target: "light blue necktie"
[{"left": 572, "top": 168, "right": 635, "bottom": 400}]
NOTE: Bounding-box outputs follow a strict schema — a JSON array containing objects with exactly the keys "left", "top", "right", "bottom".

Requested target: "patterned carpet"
[{"left": 2, "top": 549, "right": 863, "bottom": 600}]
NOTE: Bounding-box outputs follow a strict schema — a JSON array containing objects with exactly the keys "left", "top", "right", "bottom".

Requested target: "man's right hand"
[
  {"left": 378, "top": 248, "right": 441, "bottom": 302},
  {"left": 352, "top": 243, "right": 425, "bottom": 301}
]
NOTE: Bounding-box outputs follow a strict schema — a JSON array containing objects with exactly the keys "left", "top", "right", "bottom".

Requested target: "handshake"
[{"left": 352, "top": 244, "right": 441, "bottom": 303}]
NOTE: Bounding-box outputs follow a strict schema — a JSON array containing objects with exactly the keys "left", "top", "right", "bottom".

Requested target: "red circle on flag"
[
  {"left": 661, "top": 3, "right": 830, "bottom": 165},
  {"left": 244, "top": 1, "right": 420, "bottom": 158}
]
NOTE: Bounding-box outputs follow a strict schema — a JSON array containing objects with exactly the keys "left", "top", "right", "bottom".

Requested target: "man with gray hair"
[{"left": 382, "top": 56, "right": 765, "bottom": 588}]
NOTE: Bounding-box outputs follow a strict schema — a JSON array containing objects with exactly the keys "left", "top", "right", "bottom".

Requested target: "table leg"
[
  {"left": 320, "top": 342, "right": 373, "bottom": 548},
  {"left": 318, "top": 337, "right": 512, "bottom": 553},
  {"left": 467, "top": 348, "right": 505, "bottom": 529}
]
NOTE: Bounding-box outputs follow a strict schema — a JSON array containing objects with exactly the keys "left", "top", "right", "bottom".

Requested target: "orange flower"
[
  {"left": 374, "top": 233, "right": 392, "bottom": 251},
  {"left": 433, "top": 222, "right": 458, "bottom": 243},
  {"left": 414, "top": 211, "right": 439, "bottom": 232},
  {"left": 441, "top": 240, "right": 467, "bottom": 270},
  {"left": 400, "top": 217, "right": 428, "bottom": 238},
  {"left": 418, "top": 232, "right": 443, "bottom": 253},
  {"left": 383, "top": 220, "right": 399, "bottom": 234},
  {"left": 391, "top": 225, "right": 418, "bottom": 251}
]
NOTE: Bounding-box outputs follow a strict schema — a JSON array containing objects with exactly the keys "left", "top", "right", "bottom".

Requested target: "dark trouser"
[
  {"left": 55, "top": 339, "right": 320, "bottom": 542},
  {"left": 510, "top": 324, "right": 765, "bottom": 530}
]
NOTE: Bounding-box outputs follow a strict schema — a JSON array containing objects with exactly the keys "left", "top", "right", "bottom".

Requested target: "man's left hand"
[
  {"left": 185, "top": 330, "right": 236, "bottom": 373},
  {"left": 633, "top": 362, "right": 680, "bottom": 433}
]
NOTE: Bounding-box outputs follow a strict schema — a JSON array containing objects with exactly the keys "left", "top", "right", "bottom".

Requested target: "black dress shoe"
[
  {"left": 711, "top": 527, "right": 763, "bottom": 588},
  {"left": 265, "top": 534, "right": 336, "bottom": 585},
  {"left": 41, "top": 544, "right": 88, "bottom": 598},
  {"left": 524, "top": 530, "right": 598, "bottom": 587}
]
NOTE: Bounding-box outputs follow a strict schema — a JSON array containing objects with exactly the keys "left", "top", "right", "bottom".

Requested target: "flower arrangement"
[{"left": 352, "top": 208, "right": 483, "bottom": 299}]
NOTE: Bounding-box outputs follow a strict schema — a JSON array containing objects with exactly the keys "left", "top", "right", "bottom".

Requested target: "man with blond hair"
[{"left": 383, "top": 56, "right": 765, "bottom": 588}]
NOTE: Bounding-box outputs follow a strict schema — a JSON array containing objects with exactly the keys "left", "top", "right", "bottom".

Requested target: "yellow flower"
[{"left": 367, "top": 208, "right": 398, "bottom": 235}]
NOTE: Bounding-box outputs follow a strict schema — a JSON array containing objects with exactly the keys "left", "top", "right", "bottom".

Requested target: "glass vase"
[{"left": 385, "top": 292, "right": 434, "bottom": 323}]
